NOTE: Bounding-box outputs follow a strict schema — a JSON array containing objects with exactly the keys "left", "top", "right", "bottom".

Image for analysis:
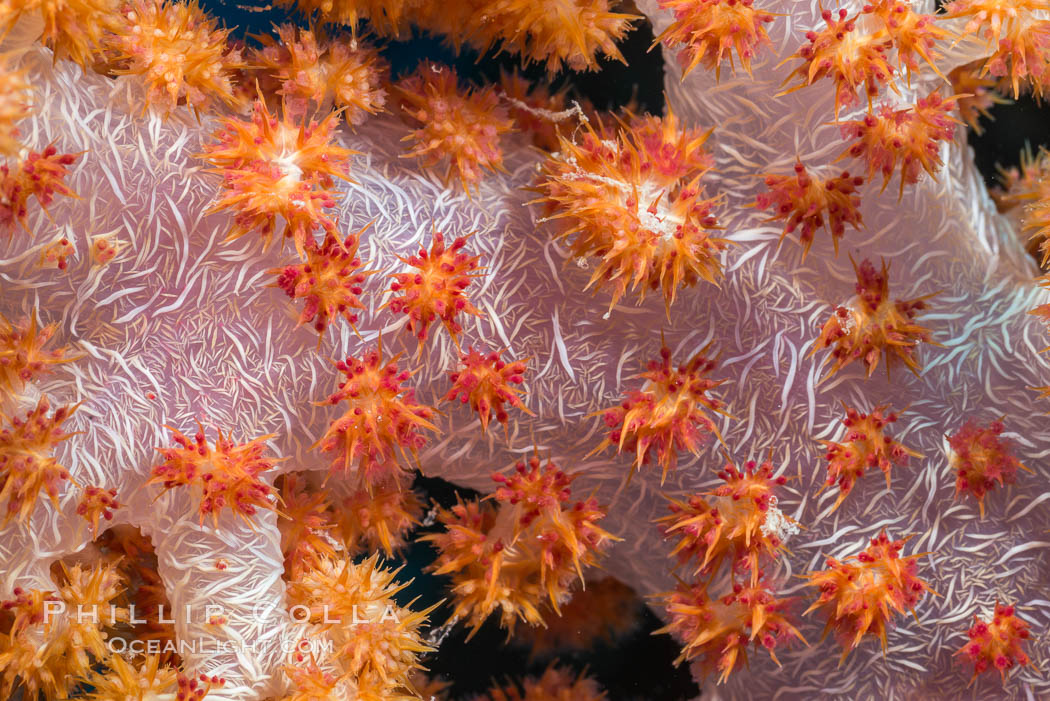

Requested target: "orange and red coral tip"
[
  {"left": 148, "top": 423, "right": 279, "bottom": 528},
  {"left": 75, "top": 485, "right": 120, "bottom": 537},
  {"left": 0, "top": 145, "right": 80, "bottom": 233},
  {"left": 0, "top": 310, "right": 77, "bottom": 402},
  {"left": 593, "top": 342, "right": 728, "bottom": 483},
  {"left": 444, "top": 346, "right": 533, "bottom": 435},
  {"left": 812, "top": 257, "right": 938, "bottom": 380},
  {"left": 947, "top": 419, "right": 1031, "bottom": 518},
  {"left": 654, "top": 0, "right": 777, "bottom": 80},
  {"left": 386, "top": 230, "right": 484, "bottom": 349},
  {"left": 0, "top": 396, "right": 78, "bottom": 525},
  {"left": 956, "top": 601, "right": 1033, "bottom": 684}
]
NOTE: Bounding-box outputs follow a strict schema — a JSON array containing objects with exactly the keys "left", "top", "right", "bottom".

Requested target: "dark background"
[{"left": 196, "top": 2, "right": 1048, "bottom": 698}]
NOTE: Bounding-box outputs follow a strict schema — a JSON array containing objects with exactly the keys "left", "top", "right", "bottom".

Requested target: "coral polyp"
[
  {"left": 0, "top": 53, "right": 31, "bottom": 158},
  {"left": 317, "top": 343, "right": 437, "bottom": 483},
  {"left": 199, "top": 98, "right": 356, "bottom": 258},
  {"left": 82, "top": 654, "right": 224, "bottom": 701},
  {"left": 0, "top": 397, "right": 77, "bottom": 526},
  {"left": 593, "top": 343, "right": 728, "bottom": 483},
  {"left": 657, "top": 577, "right": 805, "bottom": 683},
  {"left": 422, "top": 454, "right": 614, "bottom": 636},
  {"left": 0, "top": 311, "right": 76, "bottom": 403},
  {"left": 271, "top": 224, "right": 376, "bottom": 341},
  {"left": 75, "top": 485, "right": 120, "bottom": 536},
  {"left": 805, "top": 531, "right": 934, "bottom": 658},
  {"left": 654, "top": 0, "right": 776, "bottom": 79},
  {"left": 956, "top": 601, "right": 1032, "bottom": 684},
  {"left": 659, "top": 458, "right": 794, "bottom": 585},
  {"left": 3, "top": 0, "right": 116, "bottom": 68},
  {"left": 334, "top": 477, "right": 422, "bottom": 556},
  {"left": 105, "top": 0, "right": 243, "bottom": 115},
  {"left": 148, "top": 423, "right": 279, "bottom": 528},
  {"left": 813, "top": 258, "right": 937, "bottom": 379},
  {"left": 817, "top": 404, "right": 919, "bottom": 512},
  {"left": 0, "top": 145, "right": 79, "bottom": 233},
  {"left": 754, "top": 161, "right": 864, "bottom": 258},
  {"left": 473, "top": 664, "right": 607, "bottom": 701},
  {"left": 386, "top": 230, "right": 483, "bottom": 348},
  {"left": 444, "top": 346, "right": 532, "bottom": 435},
  {"left": 396, "top": 63, "right": 514, "bottom": 192},
  {"left": 947, "top": 419, "right": 1030, "bottom": 518},
  {"left": 276, "top": 473, "right": 335, "bottom": 578},
  {"left": 536, "top": 110, "right": 728, "bottom": 312}
]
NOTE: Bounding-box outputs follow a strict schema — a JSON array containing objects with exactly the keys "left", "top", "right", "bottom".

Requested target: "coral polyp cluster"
[
  {"left": 654, "top": 0, "right": 777, "bottom": 79},
  {"left": 3, "top": 0, "right": 116, "bottom": 68},
  {"left": 276, "top": 473, "right": 335, "bottom": 577},
  {"left": 813, "top": 258, "right": 937, "bottom": 379},
  {"left": 594, "top": 343, "right": 727, "bottom": 483},
  {"left": 75, "top": 484, "right": 120, "bottom": 536},
  {"left": 148, "top": 423, "right": 279, "bottom": 527},
  {"left": 817, "top": 404, "right": 919, "bottom": 512},
  {"left": 805, "top": 531, "right": 933, "bottom": 658},
  {"left": 0, "top": 311, "right": 75, "bottom": 403},
  {"left": 82, "top": 655, "right": 224, "bottom": 701},
  {"left": 956, "top": 601, "right": 1032, "bottom": 683},
  {"left": 334, "top": 478, "right": 422, "bottom": 557},
  {"left": 755, "top": 161, "right": 864, "bottom": 257},
  {"left": 199, "top": 99, "right": 355, "bottom": 257},
  {"left": 386, "top": 230, "right": 483, "bottom": 348},
  {"left": 536, "top": 110, "right": 728, "bottom": 312},
  {"left": 444, "top": 346, "right": 532, "bottom": 435},
  {"left": 0, "top": 397, "right": 77, "bottom": 525},
  {"left": 947, "top": 419, "right": 1030, "bottom": 517},
  {"left": 423, "top": 454, "right": 613, "bottom": 635},
  {"left": 473, "top": 664, "right": 607, "bottom": 701},
  {"left": 0, "top": 145, "right": 79, "bottom": 233},
  {"left": 396, "top": 63, "right": 514, "bottom": 193},
  {"left": 317, "top": 343, "right": 437, "bottom": 482},
  {"left": 659, "top": 458, "right": 793, "bottom": 584},
  {"left": 0, "top": 53, "right": 30, "bottom": 158},
  {"left": 657, "top": 577, "right": 804, "bottom": 683}
]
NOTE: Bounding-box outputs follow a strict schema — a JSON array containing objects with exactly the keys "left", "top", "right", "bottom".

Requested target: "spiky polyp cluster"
[
  {"left": 805, "top": 531, "right": 933, "bottom": 658},
  {"left": 947, "top": 420, "right": 1029, "bottom": 518},
  {"left": 943, "top": 0, "right": 1050, "bottom": 98},
  {"left": 950, "top": 61, "right": 1007, "bottom": 134},
  {"left": 396, "top": 63, "right": 514, "bottom": 192},
  {"left": 335, "top": 477, "right": 422, "bottom": 557},
  {"left": 517, "top": 577, "right": 641, "bottom": 657},
  {"left": 474, "top": 664, "right": 607, "bottom": 701},
  {"left": 0, "top": 54, "right": 31, "bottom": 158},
  {"left": 659, "top": 459, "right": 791, "bottom": 584},
  {"left": 423, "top": 455, "right": 614, "bottom": 636},
  {"left": 0, "top": 145, "right": 79, "bottom": 233},
  {"left": 76, "top": 485, "right": 120, "bottom": 536},
  {"left": 0, "top": 562, "right": 128, "bottom": 699},
  {"left": 387, "top": 231, "right": 483, "bottom": 348},
  {"left": 444, "top": 346, "right": 532, "bottom": 434},
  {"left": 813, "top": 258, "right": 936, "bottom": 379},
  {"left": 595, "top": 344, "right": 727, "bottom": 483},
  {"left": 654, "top": 0, "right": 776, "bottom": 79},
  {"left": 818, "top": 405, "right": 919, "bottom": 512},
  {"left": 536, "top": 110, "right": 727, "bottom": 312},
  {"left": 1, "top": 0, "right": 116, "bottom": 68},
  {"left": 199, "top": 99, "right": 354, "bottom": 258},
  {"left": 0, "top": 311, "right": 76, "bottom": 403},
  {"left": 755, "top": 162, "right": 864, "bottom": 258},
  {"left": 271, "top": 225, "right": 375, "bottom": 340},
  {"left": 254, "top": 25, "right": 387, "bottom": 125},
  {"left": 277, "top": 473, "right": 335, "bottom": 578},
  {"left": 839, "top": 90, "right": 960, "bottom": 194},
  {"left": 657, "top": 578, "right": 804, "bottom": 683},
  {"left": 83, "top": 653, "right": 224, "bottom": 701},
  {"left": 318, "top": 345, "right": 437, "bottom": 484},
  {"left": 286, "top": 553, "right": 435, "bottom": 696},
  {"left": 148, "top": 423, "right": 278, "bottom": 528},
  {"left": 0, "top": 397, "right": 77, "bottom": 526},
  {"left": 957, "top": 602, "right": 1032, "bottom": 683}
]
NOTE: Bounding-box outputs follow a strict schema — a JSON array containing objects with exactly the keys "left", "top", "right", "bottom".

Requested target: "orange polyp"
[
  {"left": 817, "top": 404, "right": 920, "bottom": 513},
  {"left": 535, "top": 108, "right": 728, "bottom": 314},
  {"left": 148, "top": 423, "right": 280, "bottom": 529},
  {"left": 75, "top": 485, "right": 120, "bottom": 537},
  {"left": 444, "top": 346, "right": 533, "bottom": 435},
  {"left": 1, "top": 0, "right": 117, "bottom": 69},
  {"left": 0, "top": 53, "right": 31, "bottom": 158},
  {"left": 421, "top": 454, "right": 615, "bottom": 637},
  {"left": 654, "top": 0, "right": 777, "bottom": 80},
  {"left": 386, "top": 230, "right": 484, "bottom": 349},
  {"left": 947, "top": 419, "right": 1031, "bottom": 518},
  {"left": 659, "top": 458, "right": 794, "bottom": 586},
  {"left": 804, "top": 530, "right": 934, "bottom": 659},
  {"left": 754, "top": 160, "right": 864, "bottom": 258},
  {"left": 956, "top": 601, "right": 1033, "bottom": 684},
  {"left": 198, "top": 98, "right": 356, "bottom": 259},
  {"left": 812, "top": 258, "right": 938, "bottom": 380},
  {"left": 0, "top": 310, "right": 77, "bottom": 402},
  {"left": 592, "top": 342, "right": 728, "bottom": 484},
  {"left": 276, "top": 473, "right": 335, "bottom": 579},
  {"left": 0, "top": 397, "right": 79, "bottom": 526},
  {"left": 270, "top": 224, "right": 377, "bottom": 343},
  {"left": 0, "top": 145, "right": 80, "bottom": 233},
  {"left": 656, "top": 576, "right": 805, "bottom": 683},
  {"left": 335, "top": 476, "right": 422, "bottom": 557},
  {"left": 316, "top": 342, "right": 437, "bottom": 485}
]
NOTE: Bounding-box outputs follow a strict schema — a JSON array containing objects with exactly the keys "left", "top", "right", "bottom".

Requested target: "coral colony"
[{"left": 4, "top": 0, "right": 1050, "bottom": 698}]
